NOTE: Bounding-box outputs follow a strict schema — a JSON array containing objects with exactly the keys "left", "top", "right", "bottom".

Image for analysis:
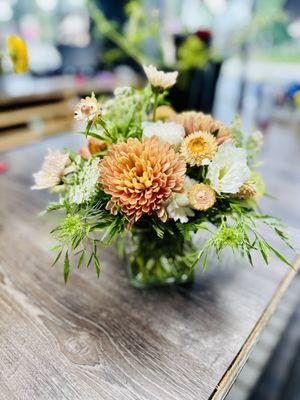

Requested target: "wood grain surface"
[{"left": 0, "top": 132, "right": 298, "bottom": 400}]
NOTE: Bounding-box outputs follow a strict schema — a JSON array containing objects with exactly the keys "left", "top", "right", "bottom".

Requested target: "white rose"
[
  {"left": 142, "top": 121, "right": 185, "bottom": 147},
  {"left": 207, "top": 141, "right": 250, "bottom": 194}
]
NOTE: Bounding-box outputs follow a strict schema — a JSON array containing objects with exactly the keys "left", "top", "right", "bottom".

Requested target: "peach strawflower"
[
  {"left": 181, "top": 131, "right": 218, "bottom": 166},
  {"left": 231, "top": 181, "right": 257, "bottom": 200},
  {"left": 99, "top": 136, "right": 186, "bottom": 223},
  {"left": 188, "top": 183, "right": 216, "bottom": 211},
  {"left": 88, "top": 137, "right": 107, "bottom": 154},
  {"left": 74, "top": 95, "right": 100, "bottom": 122},
  {"left": 155, "top": 105, "right": 176, "bottom": 120},
  {"left": 78, "top": 146, "right": 91, "bottom": 160},
  {"left": 170, "top": 111, "right": 232, "bottom": 144},
  {"left": 143, "top": 65, "right": 178, "bottom": 90}
]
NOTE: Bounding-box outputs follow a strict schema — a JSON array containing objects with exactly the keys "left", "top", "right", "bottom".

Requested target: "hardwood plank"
[
  {"left": 0, "top": 133, "right": 298, "bottom": 400},
  {"left": 0, "top": 99, "right": 74, "bottom": 129},
  {"left": 0, "top": 118, "right": 73, "bottom": 152}
]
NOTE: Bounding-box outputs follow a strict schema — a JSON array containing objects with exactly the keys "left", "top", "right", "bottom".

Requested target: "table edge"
[{"left": 211, "top": 255, "right": 300, "bottom": 400}]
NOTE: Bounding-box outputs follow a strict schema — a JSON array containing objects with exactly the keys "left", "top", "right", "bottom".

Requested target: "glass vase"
[{"left": 123, "top": 228, "right": 195, "bottom": 289}]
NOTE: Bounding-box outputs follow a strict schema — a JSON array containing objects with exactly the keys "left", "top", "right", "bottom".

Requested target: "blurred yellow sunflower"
[{"left": 6, "top": 35, "right": 28, "bottom": 73}]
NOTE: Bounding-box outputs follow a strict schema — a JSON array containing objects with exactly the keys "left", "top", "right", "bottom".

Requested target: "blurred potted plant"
[{"left": 87, "top": 0, "right": 220, "bottom": 112}]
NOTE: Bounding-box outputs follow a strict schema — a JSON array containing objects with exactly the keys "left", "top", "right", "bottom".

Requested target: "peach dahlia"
[
  {"left": 99, "top": 136, "right": 186, "bottom": 223},
  {"left": 170, "top": 111, "right": 232, "bottom": 145}
]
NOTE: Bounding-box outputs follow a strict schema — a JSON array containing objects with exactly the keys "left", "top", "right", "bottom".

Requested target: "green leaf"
[
  {"left": 264, "top": 242, "right": 294, "bottom": 269},
  {"left": 258, "top": 238, "right": 269, "bottom": 265},
  {"left": 87, "top": 251, "right": 94, "bottom": 268},
  {"left": 46, "top": 202, "right": 65, "bottom": 213},
  {"left": 64, "top": 251, "right": 70, "bottom": 284},
  {"left": 51, "top": 249, "right": 63, "bottom": 268},
  {"left": 77, "top": 251, "right": 85, "bottom": 269},
  {"left": 94, "top": 255, "right": 101, "bottom": 278}
]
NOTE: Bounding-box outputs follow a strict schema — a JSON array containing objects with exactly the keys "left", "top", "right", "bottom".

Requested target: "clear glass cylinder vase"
[{"left": 123, "top": 228, "right": 195, "bottom": 289}]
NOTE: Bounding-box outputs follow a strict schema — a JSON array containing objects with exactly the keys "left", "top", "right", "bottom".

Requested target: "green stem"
[
  {"left": 87, "top": 0, "right": 153, "bottom": 66},
  {"left": 152, "top": 91, "right": 159, "bottom": 121},
  {"left": 98, "top": 118, "right": 113, "bottom": 140}
]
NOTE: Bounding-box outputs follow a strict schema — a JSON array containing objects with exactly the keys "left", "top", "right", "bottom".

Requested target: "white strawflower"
[
  {"left": 143, "top": 65, "right": 178, "bottom": 90},
  {"left": 74, "top": 94, "right": 100, "bottom": 122},
  {"left": 142, "top": 121, "right": 185, "bottom": 147},
  {"left": 69, "top": 159, "right": 100, "bottom": 204},
  {"left": 207, "top": 141, "right": 250, "bottom": 194},
  {"left": 32, "top": 150, "right": 69, "bottom": 190},
  {"left": 167, "top": 176, "right": 196, "bottom": 223}
]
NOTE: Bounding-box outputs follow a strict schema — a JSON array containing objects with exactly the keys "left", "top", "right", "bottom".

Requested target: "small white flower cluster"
[
  {"left": 102, "top": 86, "right": 146, "bottom": 124},
  {"left": 166, "top": 177, "right": 196, "bottom": 223},
  {"left": 69, "top": 159, "right": 100, "bottom": 205}
]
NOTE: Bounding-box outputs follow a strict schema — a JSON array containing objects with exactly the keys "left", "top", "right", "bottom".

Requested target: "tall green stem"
[
  {"left": 87, "top": 0, "right": 153, "bottom": 66},
  {"left": 152, "top": 91, "right": 159, "bottom": 121}
]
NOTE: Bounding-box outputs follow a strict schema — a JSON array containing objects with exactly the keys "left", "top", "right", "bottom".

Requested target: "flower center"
[
  {"left": 188, "top": 137, "right": 206, "bottom": 154},
  {"left": 81, "top": 105, "right": 93, "bottom": 115}
]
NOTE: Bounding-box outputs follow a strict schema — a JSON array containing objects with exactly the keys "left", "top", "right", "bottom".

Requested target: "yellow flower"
[
  {"left": 181, "top": 131, "right": 217, "bottom": 166},
  {"left": 188, "top": 183, "right": 216, "bottom": 211},
  {"left": 6, "top": 35, "right": 28, "bottom": 73}
]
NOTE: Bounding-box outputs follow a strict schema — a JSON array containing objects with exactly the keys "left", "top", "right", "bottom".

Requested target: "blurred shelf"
[
  {"left": 0, "top": 74, "right": 116, "bottom": 106},
  {"left": 0, "top": 74, "right": 116, "bottom": 152}
]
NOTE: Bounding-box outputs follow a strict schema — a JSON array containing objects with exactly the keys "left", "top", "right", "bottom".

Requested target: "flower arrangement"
[{"left": 33, "top": 65, "right": 293, "bottom": 287}]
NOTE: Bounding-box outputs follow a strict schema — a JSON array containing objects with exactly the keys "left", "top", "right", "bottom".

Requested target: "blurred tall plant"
[{"left": 87, "top": 0, "right": 210, "bottom": 70}]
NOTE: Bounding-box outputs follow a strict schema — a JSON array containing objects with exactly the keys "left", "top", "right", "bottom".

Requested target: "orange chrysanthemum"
[
  {"left": 170, "top": 111, "right": 232, "bottom": 145},
  {"left": 99, "top": 136, "right": 186, "bottom": 223}
]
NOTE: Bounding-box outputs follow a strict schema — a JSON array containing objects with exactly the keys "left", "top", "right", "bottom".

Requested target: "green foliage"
[
  {"left": 188, "top": 203, "right": 293, "bottom": 271},
  {"left": 87, "top": 0, "right": 159, "bottom": 66},
  {"left": 177, "top": 36, "right": 210, "bottom": 71},
  {"left": 100, "top": 86, "right": 152, "bottom": 141},
  {"left": 49, "top": 193, "right": 127, "bottom": 281}
]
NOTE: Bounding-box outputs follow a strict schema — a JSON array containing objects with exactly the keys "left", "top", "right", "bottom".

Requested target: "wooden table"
[{"left": 0, "top": 135, "right": 298, "bottom": 400}]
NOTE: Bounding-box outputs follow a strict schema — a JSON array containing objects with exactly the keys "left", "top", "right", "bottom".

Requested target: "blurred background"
[{"left": 0, "top": 0, "right": 300, "bottom": 398}]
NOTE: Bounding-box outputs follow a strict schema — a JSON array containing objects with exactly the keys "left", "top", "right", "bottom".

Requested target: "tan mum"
[
  {"left": 170, "top": 111, "right": 232, "bottom": 144},
  {"left": 99, "top": 136, "right": 186, "bottom": 223}
]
